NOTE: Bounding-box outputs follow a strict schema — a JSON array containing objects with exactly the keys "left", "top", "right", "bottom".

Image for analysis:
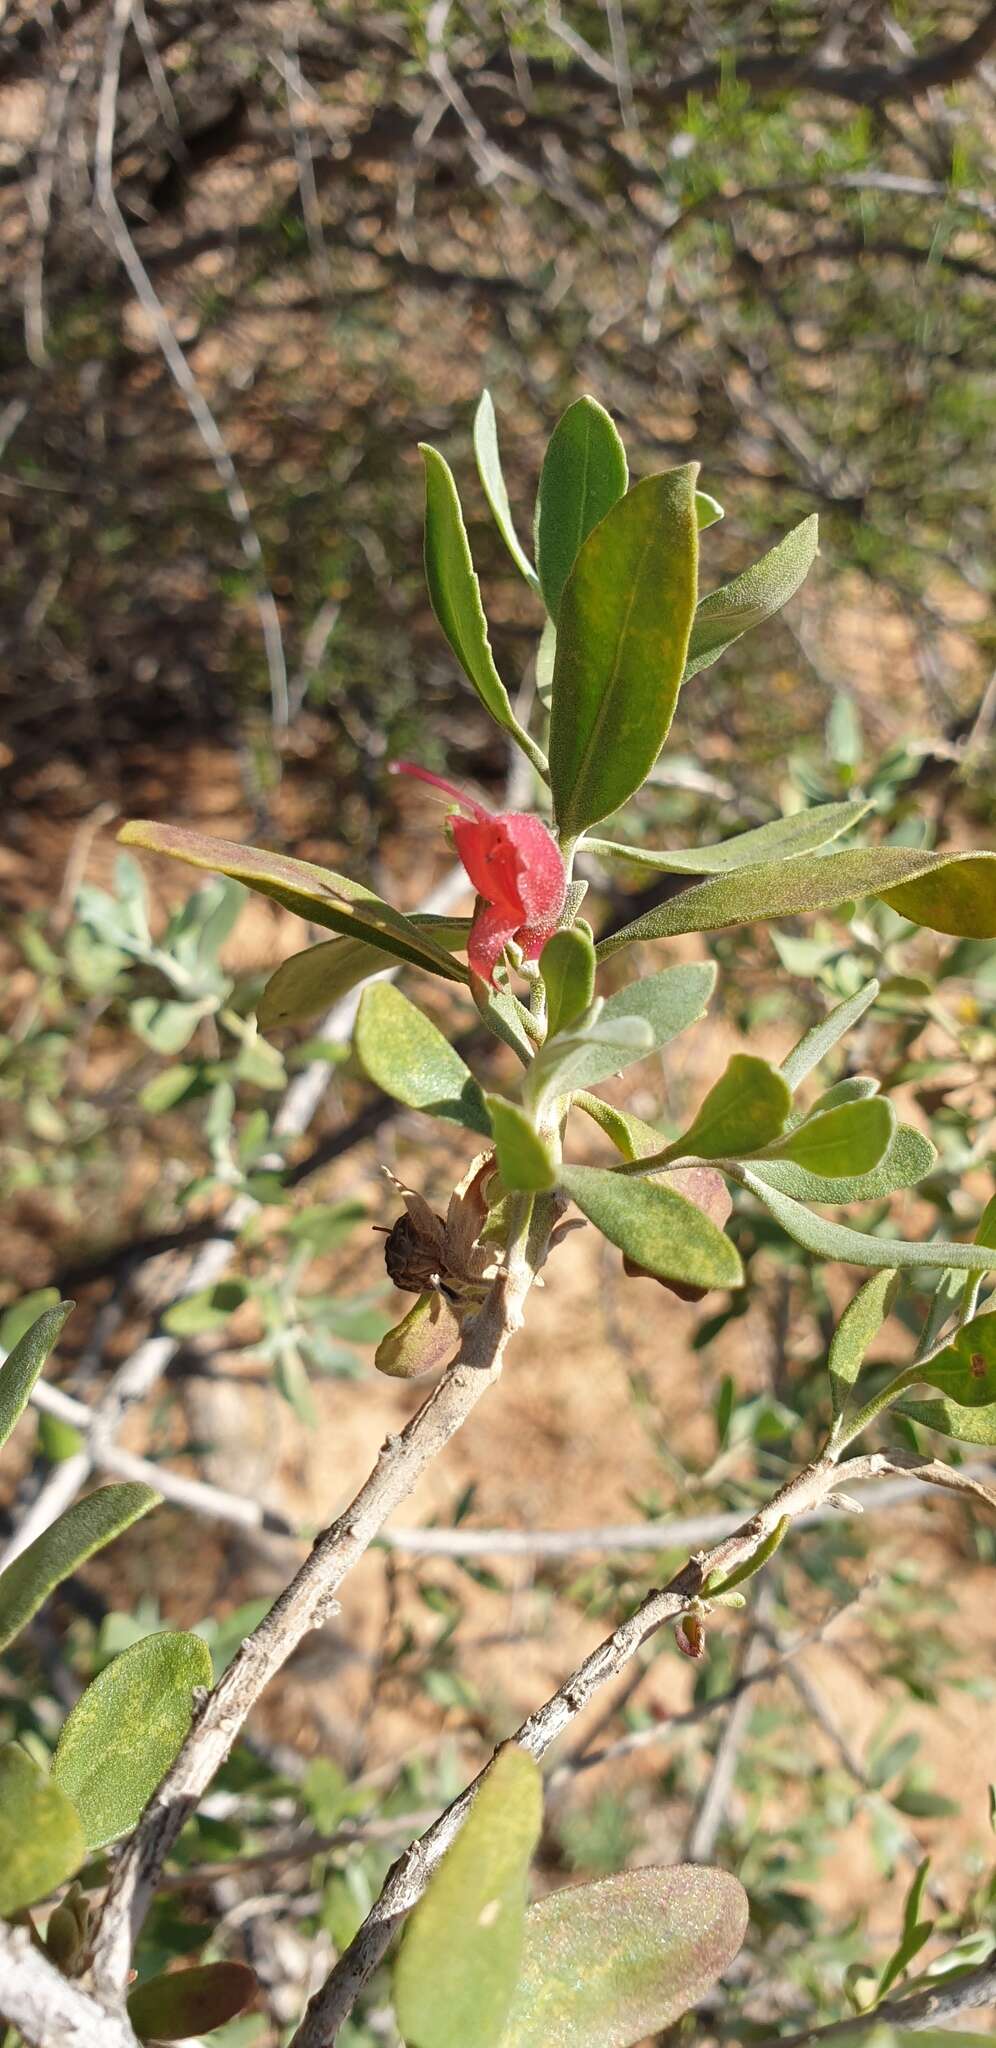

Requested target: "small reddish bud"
[
  {"left": 675, "top": 1612, "right": 707, "bottom": 1660},
  {"left": 391, "top": 761, "right": 566, "bottom": 984}
]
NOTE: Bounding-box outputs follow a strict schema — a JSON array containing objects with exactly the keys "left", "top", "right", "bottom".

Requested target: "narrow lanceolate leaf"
[
  {"left": 915, "top": 1309, "right": 996, "bottom": 1407},
  {"left": 549, "top": 467, "right": 699, "bottom": 837},
  {"left": 561, "top": 1166, "right": 743, "bottom": 1292},
  {"left": 474, "top": 391, "right": 540, "bottom": 590},
  {"left": 897, "top": 1396, "right": 996, "bottom": 1446},
  {"left": 586, "top": 799, "right": 874, "bottom": 876},
  {"left": 0, "top": 1300, "right": 74, "bottom": 1452},
  {"left": 571, "top": 1093, "right": 666, "bottom": 1162},
  {"left": 497, "top": 1865, "right": 749, "bottom": 2048},
  {"left": 354, "top": 983, "right": 490, "bottom": 1134},
  {"left": 535, "top": 396, "right": 628, "bottom": 623},
  {"left": 0, "top": 1484, "right": 160, "bottom": 1653},
  {"left": 259, "top": 917, "right": 472, "bottom": 1028},
  {"left": 118, "top": 823, "right": 469, "bottom": 984},
  {"left": 597, "top": 847, "right": 996, "bottom": 956},
  {"left": 780, "top": 983, "right": 881, "bottom": 1091},
  {"left": 748, "top": 1123, "right": 936, "bottom": 1206},
  {"left": 540, "top": 927, "right": 596, "bottom": 1037},
  {"left": 420, "top": 442, "right": 521, "bottom": 738},
  {"left": 128, "top": 1962, "right": 257, "bottom": 2043},
  {"left": 829, "top": 1270, "right": 899, "bottom": 1420},
  {"left": 0, "top": 1746, "right": 86, "bottom": 1917},
  {"left": 394, "top": 1747, "right": 542, "bottom": 2048},
  {"left": 487, "top": 1097, "right": 558, "bottom": 1192},
  {"left": 683, "top": 515, "right": 818, "bottom": 682},
  {"left": 52, "top": 1630, "right": 213, "bottom": 1848},
  {"left": 662, "top": 1054, "right": 790, "bottom": 1162},
  {"left": 739, "top": 1169, "right": 996, "bottom": 1273},
  {"left": 763, "top": 1097, "right": 895, "bottom": 1178}
]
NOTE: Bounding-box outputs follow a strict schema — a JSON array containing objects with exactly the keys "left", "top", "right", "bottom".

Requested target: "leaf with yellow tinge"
[
  {"left": 260, "top": 918, "right": 471, "bottom": 1028},
  {"left": 0, "top": 1483, "right": 160, "bottom": 1653},
  {"left": 128, "top": 1962, "right": 257, "bottom": 2042},
  {"left": 53, "top": 1630, "right": 213, "bottom": 1847},
  {"left": 0, "top": 1745, "right": 85, "bottom": 1917},
  {"left": 0, "top": 1299, "right": 74, "bottom": 1452},
  {"left": 497, "top": 1865, "right": 749, "bottom": 2048},
  {"left": 393, "top": 1748, "right": 543, "bottom": 2048}
]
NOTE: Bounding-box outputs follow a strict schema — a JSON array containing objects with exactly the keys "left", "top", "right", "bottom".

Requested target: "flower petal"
[{"left": 468, "top": 901, "right": 520, "bottom": 983}]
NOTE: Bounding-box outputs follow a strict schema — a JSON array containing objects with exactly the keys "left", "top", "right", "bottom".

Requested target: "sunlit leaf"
[
  {"left": 549, "top": 467, "right": 698, "bottom": 835},
  {"left": 683, "top": 515, "right": 818, "bottom": 681},
  {"left": 0, "top": 1300, "right": 74, "bottom": 1453},
  {"left": 540, "top": 926, "right": 596, "bottom": 1037},
  {"left": 354, "top": 983, "right": 490, "bottom": 1133},
  {"left": 474, "top": 390, "right": 539, "bottom": 590},
  {"left": 487, "top": 1096, "right": 558, "bottom": 1192},
  {"left": 127, "top": 1962, "right": 257, "bottom": 2043},
  {"left": 52, "top": 1630, "right": 213, "bottom": 1847},
  {"left": 394, "top": 1748, "right": 542, "bottom": 2048},
  {"left": 420, "top": 442, "right": 523, "bottom": 739},
  {"left": 748, "top": 1122, "right": 935, "bottom": 1206},
  {"left": 260, "top": 918, "right": 471, "bottom": 1027},
  {"left": 498, "top": 1864, "right": 749, "bottom": 2048},
  {"left": 586, "top": 799, "right": 873, "bottom": 875},
  {"left": 916, "top": 1309, "right": 996, "bottom": 1407},
  {"left": 739, "top": 1169, "right": 996, "bottom": 1273},
  {"left": 764, "top": 1097, "right": 895, "bottom": 1178},
  {"left": 0, "top": 1745, "right": 85, "bottom": 1917},
  {"left": 535, "top": 396, "right": 628, "bottom": 622},
  {"left": 780, "top": 983, "right": 881, "bottom": 1089},
  {"left": 562, "top": 1166, "right": 743, "bottom": 1292},
  {"left": 662, "top": 1054, "right": 790, "bottom": 1162},
  {"left": 829, "top": 1270, "right": 899, "bottom": 1420}
]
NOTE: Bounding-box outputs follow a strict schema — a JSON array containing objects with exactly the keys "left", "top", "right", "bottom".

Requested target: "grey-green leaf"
[
  {"left": 695, "top": 489, "right": 724, "bottom": 530},
  {"left": 598, "top": 960, "right": 716, "bottom": 1047},
  {"left": 259, "top": 917, "right": 471, "bottom": 1028},
  {"left": 487, "top": 1096, "right": 558, "bottom": 1192},
  {"left": 764, "top": 1097, "right": 895, "bottom": 1178},
  {"left": 420, "top": 442, "right": 520, "bottom": 736},
  {"left": 562, "top": 1166, "right": 743, "bottom": 1292},
  {"left": 829, "top": 1270, "right": 899, "bottom": 1419},
  {"left": 354, "top": 983, "right": 490, "bottom": 1133},
  {"left": 393, "top": 1747, "right": 542, "bottom": 2048},
  {"left": 897, "top": 1396, "right": 996, "bottom": 1445},
  {"left": 127, "top": 1962, "right": 258, "bottom": 2043},
  {"left": 739, "top": 1169, "right": 996, "bottom": 1273},
  {"left": 475, "top": 391, "right": 539, "bottom": 590},
  {"left": 597, "top": 846, "right": 996, "bottom": 956},
  {"left": 535, "top": 396, "right": 628, "bottom": 623},
  {"left": 497, "top": 1864, "right": 749, "bottom": 2048},
  {"left": 549, "top": 467, "right": 699, "bottom": 836},
  {"left": 781, "top": 983, "right": 881, "bottom": 1090},
  {"left": 748, "top": 1122, "right": 935, "bottom": 1206},
  {"left": 0, "top": 1300, "right": 74, "bottom": 1453},
  {"left": 540, "top": 927, "right": 596, "bottom": 1037},
  {"left": 0, "top": 1483, "right": 160, "bottom": 1654},
  {"left": 52, "top": 1630, "right": 213, "bottom": 1847},
  {"left": 0, "top": 1745, "right": 86, "bottom": 1917},
  {"left": 586, "top": 799, "right": 874, "bottom": 876},
  {"left": 527, "top": 1015, "right": 654, "bottom": 1114},
  {"left": 683, "top": 515, "right": 818, "bottom": 682},
  {"left": 663, "top": 1054, "right": 790, "bottom": 1162}
]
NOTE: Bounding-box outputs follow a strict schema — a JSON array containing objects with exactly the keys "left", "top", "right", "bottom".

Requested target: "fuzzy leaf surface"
[
  {"left": 665, "top": 1054, "right": 790, "bottom": 1162},
  {"left": 0, "top": 1745, "right": 86, "bottom": 1916},
  {"left": 683, "top": 516, "right": 818, "bottom": 681},
  {"left": 829, "top": 1270, "right": 899, "bottom": 1418},
  {"left": 535, "top": 396, "right": 628, "bottom": 622},
  {"left": 748, "top": 1123, "right": 935, "bottom": 1206},
  {"left": 739, "top": 1170, "right": 996, "bottom": 1272},
  {"left": 52, "top": 1630, "right": 213, "bottom": 1847},
  {"left": 765, "top": 1097, "right": 895, "bottom": 1178},
  {"left": 487, "top": 1096, "right": 558, "bottom": 1192},
  {"left": 0, "top": 1484, "right": 160, "bottom": 1653},
  {"left": 260, "top": 918, "right": 471, "bottom": 1027},
  {"left": 420, "top": 442, "right": 520, "bottom": 736},
  {"left": 562, "top": 1166, "right": 743, "bottom": 1291},
  {"left": 0, "top": 1300, "right": 74, "bottom": 1452},
  {"left": 586, "top": 799, "right": 873, "bottom": 875},
  {"left": 540, "top": 927, "right": 596, "bottom": 1037},
  {"left": 354, "top": 983, "right": 490, "bottom": 1133},
  {"left": 128, "top": 1963, "right": 258, "bottom": 2043}
]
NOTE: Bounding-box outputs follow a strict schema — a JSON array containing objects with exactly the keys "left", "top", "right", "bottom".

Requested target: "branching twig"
[
  {"left": 0, "top": 1921, "right": 138, "bottom": 2048},
  {"left": 754, "top": 1955, "right": 996, "bottom": 2045}
]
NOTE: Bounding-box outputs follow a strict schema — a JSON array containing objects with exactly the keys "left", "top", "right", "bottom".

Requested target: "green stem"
[{"left": 833, "top": 1363, "right": 924, "bottom": 1450}]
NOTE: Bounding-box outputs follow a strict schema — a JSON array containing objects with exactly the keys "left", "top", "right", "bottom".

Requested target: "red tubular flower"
[{"left": 391, "top": 762, "right": 567, "bottom": 984}]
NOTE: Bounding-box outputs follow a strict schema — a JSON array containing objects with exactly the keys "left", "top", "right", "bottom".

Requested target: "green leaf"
[
  {"left": 876, "top": 1859, "right": 933, "bottom": 2003},
  {"left": 571, "top": 1093, "right": 665, "bottom": 1162},
  {"left": 586, "top": 799, "right": 874, "bottom": 875},
  {"left": 52, "top": 1630, "right": 213, "bottom": 1848},
  {"left": 0, "top": 1300, "right": 74, "bottom": 1453},
  {"left": 376, "top": 1291, "right": 465, "bottom": 1379},
  {"left": 807, "top": 1075, "right": 880, "bottom": 1112},
  {"left": 540, "top": 927, "right": 596, "bottom": 1037},
  {"left": 597, "top": 847, "right": 996, "bottom": 957},
  {"left": 897, "top": 1396, "right": 996, "bottom": 1445},
  {"left": 117, "top": 823, "right": 470, "bottom": 985},
  {"left": 662, "top": 1054, "right": 790, "bottom": 1162},
  {"left": 695, "top": 489, "right": 724, "bottom": 530},
  {"left": 780, "top": 984, "right": 882, "bottom": 1089},
  {"left": 354, "top": 983, "right": 490, "bottom": 1133},
  {"left": 127, "top": 1962, "right": 257, "bottom": 2043},
  {"left": 497, "top": 1864, "right": 749, "bottom": 2048},
  {"left": 738, "top": 1169, "right": 996, "bottom": 1273},
  {"left": 549, "top": 467, "right": 699, "bottom": 837},
  {"left": 748, "top": 1122, "right": 935, "bottom": 1206},
  {"left": 0, "top": 1745, "right": 86, "bottom": 1917},
  {"left": 260, "top": 917, "right": 471, "bottom": 1028},
  {"left": 683, "top": 515, "right": 818, "bottom": 681},
  {"left": 161, "top": 1281, "right": 248, "bottom": 1337},
  {"left": 535, "top": 396, "right": 628, "bottom": 624},
  {"left": 129, "top": 995, "right": 214, "bottom": 1055},
  {"left": 0, "top": 1484, "right": 160, "bottom": 1654},
  {"left": 486, "top": 1097, "right": 557, "bottom": 1192},
  {"left": 765, "top": 1097, "right": 895, "bottom": 1178},
  {"left": 420, "top": 442, "right": 523, "bottom": 741},
  {"left": 561, "top": 1166, "right": 743, "bottom": 1292},
  {"left": 393, "top": 1747, "right": 542, "bottom": 2048},
  {"left": 829, "top": 1270, "right": 899, "bottom": 1420},
  {"left": 916, "top": 1310, "right": 996, "bottom": 1407},
  {"left": 474, "top": 391, "right": 539, "bottom": 590}
]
